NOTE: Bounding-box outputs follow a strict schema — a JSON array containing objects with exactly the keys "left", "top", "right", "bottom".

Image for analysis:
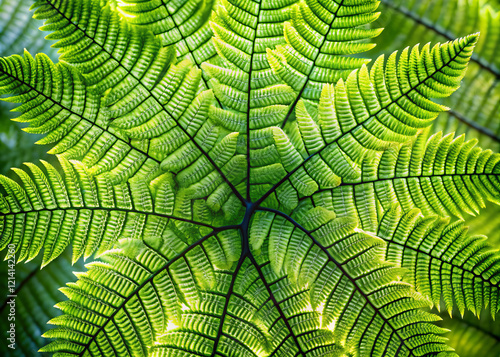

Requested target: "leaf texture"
[
  {"left": 268, "top": 0, "right": 382, "bottom": 111},
  {"left": 0, "top": 157, "right": 232, "bottom": 266},
  {"left": 256, "top": 36, "right": 478, "bottom": 211},
  {"left": 378, "top": 205, "right": 500, "bottom": 317},
  {"left": 311, "top": 130, "right": 500, "bottom": 232},
  {"left": 373, "top": 0, "right": 500, "bottom": 151},
  {"left": 117, "top": 0, "right": 217, "bottom": 71},
  {"left": 0, "top": 1, "right": 491, "bottom": 356},
  {"left": 44, "top": 203, "right": 457, "bottom": 357},
  {"left": 39, "top": 227, "right": 241, "bottom": 356}
]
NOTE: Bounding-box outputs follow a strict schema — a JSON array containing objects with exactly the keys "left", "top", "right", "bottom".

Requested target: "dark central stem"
[{"left": 240, "top": 200, "right": 257, "bottom": 255}]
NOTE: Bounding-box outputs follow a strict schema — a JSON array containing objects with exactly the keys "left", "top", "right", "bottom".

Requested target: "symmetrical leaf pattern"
[
  {"left": 378, "top": 206, "right": 500, "bottom": 317},
  {"left": 0, "top": 0, "right": 497, "bottom": 356},
  {"left": 372, "top": 0, "right": 500, "bottom": 151},
  {"left": 311, "top": 130, "right": 500, "bottom": 231}
]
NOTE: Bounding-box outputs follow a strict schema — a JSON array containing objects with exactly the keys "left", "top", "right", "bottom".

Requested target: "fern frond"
[
  {"left": 151, "top": 268, "right": 339, "bottom": 357},
  {"left": 117, "top": 0, "right": 216, "bottom": 66},
  {"left": 44, "top": 202, "right": 456, "bottom": 357},
  {"left": 39, "top": 228, "right": 241, "bottom": 356},
  {"left": 268, "top": 0, "right": 382, "bottom": 112},
  {"left": 256, "top": 36, "right": 478, "bottom": 210},
  {"left": 374, "top": 0, "right": 500, "bottom": 151},
  {"left": 0, "top": 0, "right": 59, "bottom": 171},
  {"left": 0, "top": 1, "right": 490, "bottom": 355},
  {"left": 0, "top": 157, "right": 236, "bottom": 266},
  {"left": 0, "top": 50, "right": 247, "bottom": 213},
  {"left": 0, "top": 51, "right": 165, "bottom": 184},
  {"left": 250, "top": 203, "right": 453, "bottom": 357},
  {"left": 377, "top": 205, "right": 500, "bottom": 317},
  {"left": 30, "top": 0, "right": 247, "bottom": 204},
  {"left": 311, "top": 130, "right": 500, "bottom": 232}
]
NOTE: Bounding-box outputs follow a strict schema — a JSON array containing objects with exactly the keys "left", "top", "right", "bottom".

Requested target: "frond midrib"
[
  {"left": 337, "top": 172, "right": 499, "bottom": 185},
  {"left": 73, "top": 226, "right": 238, "bottom": 357},
  {"left": 256, "top": 35, "right": 477, "bottom": 206},
  {"left": 43, "top": 0, "right": 244, "bottom": 203},
  {"left": 210, "top": 255, "right": 246, "bottom": 355},
  {"left": 0, "top": 68, "right": 160, "bottom": 166},
  {"left": 280, "top": 0, "right": 347, "bottom": 129},
  {"left": 247, "top": 253, "right": 308, "bottom": 356},
  {"left": 258, "top": 206, "right": 421, "bottom": 357},
  {"left": 382, "top": 223, "right": 500, "bottom": 288},
  {"left": 0, "top": 205, "right": 216, "bottom": 229},
  {"left": 380, "top": 0, "right": 500, "bottom": 78},
  {"left": 245, "top": 2, "right": 264, "bottom": 201}
]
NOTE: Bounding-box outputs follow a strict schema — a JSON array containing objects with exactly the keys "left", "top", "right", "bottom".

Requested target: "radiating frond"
[
  {"left": 0, "top": 1, "right": 490, "bottom": 356},
  {"left": 268, "top": 0, "right": 382, "bottom": 111},
  {"left": 30, "top": 0, "right": 246, "bottom": 205},
  {"left": 373, "top": 0, "right": 500, "bottom": 151},
  {"left": 249, "top": 202, "right": 455, "bottom": 357},
  {"left": 0, "top": 158, "right": 231, "bottom": 266},
  {"left": 377, "top": 205, "right": 500, "bottom": 317},
  {"left": 0, "top": 50, "right": 163, "bottom": 183},
  {"left": 254, "top": 36, "right": 478, "bottom": 211},
  {"left": 117, "top": 0, "right": 217, "bottom": 72},
  {"left": 311, "top": 130, "right": 500, "bottom": 231},
  {"left": 40, "top": 227, "right": 241, "bottom": 356}
]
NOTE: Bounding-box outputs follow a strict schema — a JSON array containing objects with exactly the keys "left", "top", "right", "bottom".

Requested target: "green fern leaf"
[
  {"left": 0, "top": 157, "right": 235, "bottom": 266},
  {"left": 268, "top": 0, "right": 382, "bottom": 109},
  {"left": 42, "top": 205, "right": 456, "bottom": 357},
  {"left": 377, "top": 205, "right": 500, "bottom": 317},
  {"left": 373, "top": 0, "right": 500, "bottom": 151},
  {"left": 117, "top": 0, "right": 216, "bottom": 66},
  {"left": 0, "top": 0, "right": 492, "bottom": 356},
  {"left": 311, "top": 130, "right": 500, "bottom": 231},
  {"left": 260, "top": 36, "right": 478, "bottom": 210}
]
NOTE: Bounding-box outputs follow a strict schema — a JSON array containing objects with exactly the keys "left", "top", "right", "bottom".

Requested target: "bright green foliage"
[
  {"left": 378, "top": 206, "right": 500, "bottom": 317},
  {"left": 0, "top": 0, "right": 58, "bottom": 172},
  {"left": 37, "top": 205, "right": 455, "bottom": 357},
  {"left": 118, "top": 0, "right": 215, "bottom": 61},
  {"left": 268, "top": 0, "right": 382, "bottom": 105},
  {"left": 311, "top": 130, "right": 500, "bottom": 231},
  {"left": 38, "top": 231, "right": 240, "bottom": 355},
  {"left": 264, "top": 37, "right": 479, "bottom": 210},
  {"left": 0, "top": 157, "right": 231, "bottom": 266},
  {"left": 372, "top": 0, "right": 500, "bottom": 151},
  {"left": 0, "top": 0, "right": 497, "bottom": 356}
]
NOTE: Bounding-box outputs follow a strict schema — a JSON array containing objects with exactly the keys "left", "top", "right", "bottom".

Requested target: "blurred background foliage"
[
  {"left": 0, "top": 0, "right": 57, "bottom": 174},
  {"left": 0, "top": 0, "right": 498, "bottom": 355}
]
